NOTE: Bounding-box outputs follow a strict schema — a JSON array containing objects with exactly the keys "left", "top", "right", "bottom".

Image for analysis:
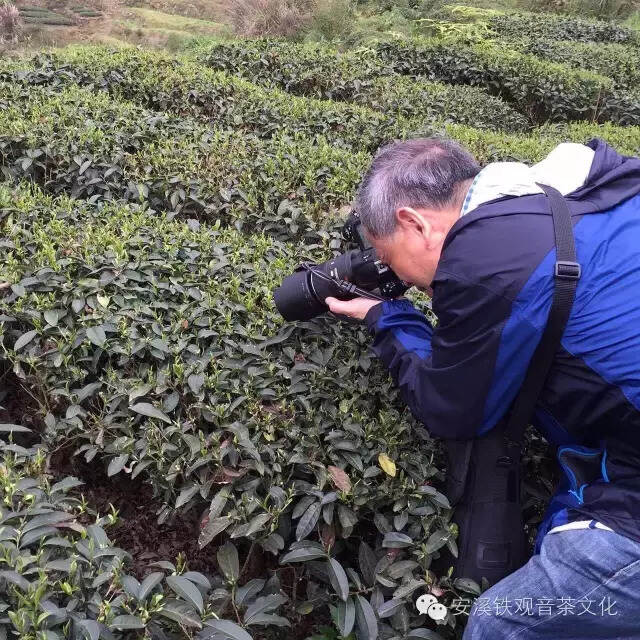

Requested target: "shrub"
[
  {"left": 0, "top": 182, "right": 471, "bottom": 638},
  {"left": 199, "top": 39, "right": 529, "bottom": 130},
  {"left": 13, "top": 46, "right": 427, "bottom": 153},
  {"left": 445, "top": 120, "right": 640, "bottom": 164},
  {"left": 219, "top": 0, "right": 316, "bottom": 38},
  {"left": 71, "top": 6, "right": 104, "bottom": 17},
  {"left": 0, "top": 79, "right": 368, "bottom": 241},
  {"left": 0, "top": 2, "right": 20, "bottom": 42},
  {"left": 18, "top": 6, "right": 77, "bottom": 26},
  {"left": 486, "top": 9, "right": 638, "bottom": 43},
  {"left": 0, "top": 437, "right": 290, "bottom": 638},
  {"left": 365, "top": 74, "right": 529, "bottom": 131},
  {"left": 513, "top": 38, "right": 640, "bottom": 89},
  {"left": 197, "top": 38, "right": 385, "bottom": 98},
  {"left": 375, "top": 37, "right": 640, "bottom": 125}
]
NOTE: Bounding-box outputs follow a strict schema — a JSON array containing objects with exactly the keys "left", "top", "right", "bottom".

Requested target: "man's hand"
[{"left": 325, "top": 296, "right": 381, "bottom": 321}]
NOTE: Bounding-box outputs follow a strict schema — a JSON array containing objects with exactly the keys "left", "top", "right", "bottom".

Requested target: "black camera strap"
[
  {"left": 299, "top": 263, "right": 387, "bottom": 302},
  {"left": 506, "top": 183, "right": 581, "bottom": 444}
]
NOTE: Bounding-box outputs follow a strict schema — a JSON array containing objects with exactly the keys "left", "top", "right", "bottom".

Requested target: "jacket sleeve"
[{"left": 364, "top": 273, "right": 527, "bottom": 440}]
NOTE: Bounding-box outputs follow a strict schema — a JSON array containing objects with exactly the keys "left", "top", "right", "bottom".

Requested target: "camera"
[{"left": 273, "top": 211, "right": 409, "bottom": 321}]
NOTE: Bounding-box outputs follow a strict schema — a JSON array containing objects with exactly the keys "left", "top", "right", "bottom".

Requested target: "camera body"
[{"left": 273, "top": 211, "right": 409, "bottom": 321}]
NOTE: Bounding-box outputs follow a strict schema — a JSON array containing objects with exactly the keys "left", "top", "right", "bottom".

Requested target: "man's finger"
[
  {"left": 325, "top": 296, "right": 380, "bottom": 321},
  {"left": 325, "top": 297, "right": 348, "bottom": 315}
]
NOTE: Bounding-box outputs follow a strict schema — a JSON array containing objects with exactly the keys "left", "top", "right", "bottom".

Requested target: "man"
[{"left": 325, "top": 137, "right": 640, "bottom": 638}]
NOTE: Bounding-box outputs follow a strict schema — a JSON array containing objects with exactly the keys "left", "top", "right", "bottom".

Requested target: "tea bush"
[
  {"left": 8, "top": 47, "right": 427, "bottom": 154},
  {"left": 199, "top": 39, "right": 529, "bottom": 131},
  {"left": 194, "top": 38, "right": 385, "bottom": 99},
  {"left": 0, "top": 438, "right": 291, "bottom": 637},
  {"left": 0, "top": 183, "right": 473, "bottom": 639},
  {"left": 375, "top": 38, "right": 640, "bottom": 125},
  {"left": 18, "top": 6, "right": 76, "bottom": 26},
  {"left": 445, "top": 121, "right": 640, "bottom": 164},
  {"left": 0, "top": 80, "right": 370, "bottom": 241},
  {"left": 487, "top": 9, "right": 639, "bottom": 44},
  {"left": 513, "top": 38, "right": 640, "bottom": 89}
]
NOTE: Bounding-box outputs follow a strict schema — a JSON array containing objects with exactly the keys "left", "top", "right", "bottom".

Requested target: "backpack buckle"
[{"left": 555, "top": 261, "right": 581, "bottom": 280}]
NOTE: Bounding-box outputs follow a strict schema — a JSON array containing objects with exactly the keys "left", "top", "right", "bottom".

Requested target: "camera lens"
[
  {"left": 273, "top": 270, "right": 327, "bottom": 321},
  {"left": 273, "top": 250, "right": 368, "bottom": 321}
]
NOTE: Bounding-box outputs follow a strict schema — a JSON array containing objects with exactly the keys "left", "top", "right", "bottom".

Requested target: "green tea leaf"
[
  {"left": 280, "top": 547, "right": 326, "bottom": 563},
  {"left": 14, "top": 330, "right": 37, "bottom": 351},
  {"left": 130, "top": 402, "right": 171, "bottom": 424},
  {"left": 382, "top": 532, "right": 413, "bottom": 548},
  {"left": 201, "top": 620, "right": 252, "bottom": 640},
  {"left": 336, "top": 597, "right": 356, "bottom": 636},
  {"left": 244, "top": 594, "right": 287, "bottom": 623},
  {"left": 167, "top": 574, "right": 204, "bottom": 614},
  {"left": 296, "top": 501, "right": 321, "bottom": 541},
  {"left": 139, "top": 572, "right": 164, "bottom": 601},
  {"left": 107, "top": 454, "right": 128, "bottom": 477},
  {"left": 110, "top": 615, "right": 145, "bottom": 630},
  {"left": 0, "top": 424, "right": 31, "bottom": 433},
  {"left": 217, "top": 541, "right": 239, "bottom": 582},
  {"left": 198, "top": 516, "right": 231, "bottom": 549},
  {"left": 327, "top": 557, "right": 349, "bottom": 602},
  {"left": 85, "top": 325, "right": 106, "bottom": 347},
  {"left": 156, "top": 599, "right": 202, "bottom": 629},
  {"left": 354, "top": 594, "right": 378, "bottom": 640}
]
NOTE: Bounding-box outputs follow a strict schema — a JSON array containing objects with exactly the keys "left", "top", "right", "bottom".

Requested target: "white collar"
[{"left": 460, "top": 143, "right": 595, "bottom": 217}]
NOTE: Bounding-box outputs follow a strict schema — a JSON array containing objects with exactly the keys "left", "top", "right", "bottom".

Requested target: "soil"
[{"left": 49, "top": 447, "right": 225, "bottom": 578}]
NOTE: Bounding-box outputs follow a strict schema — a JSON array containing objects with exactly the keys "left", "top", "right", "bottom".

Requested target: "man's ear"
[{"left": 396, "top": 207, "right": 431, "bottom": 240}]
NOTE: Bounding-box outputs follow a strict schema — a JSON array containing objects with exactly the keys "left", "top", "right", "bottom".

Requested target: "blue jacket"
[{"left": 364, "top": 139, "right": 640, "bottom": 550}]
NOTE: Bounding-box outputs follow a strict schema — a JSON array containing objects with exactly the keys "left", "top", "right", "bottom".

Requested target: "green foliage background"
[{"left": 1, "top": 3, "right": 640, "bottom": 639}]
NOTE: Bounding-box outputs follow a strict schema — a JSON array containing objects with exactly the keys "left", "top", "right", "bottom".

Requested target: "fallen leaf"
[{"left": 378, "top": 453, "right": 396, "bottom": 477}]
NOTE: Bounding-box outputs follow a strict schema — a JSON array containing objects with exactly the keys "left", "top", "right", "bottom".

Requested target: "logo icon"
[{"left": 416, "top": 593, "right": 449, "bottom": 621}]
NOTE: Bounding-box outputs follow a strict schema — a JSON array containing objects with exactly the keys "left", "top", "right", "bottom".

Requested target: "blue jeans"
[{"left": 463, "top": 528, "right": 640, "bottom": 639}]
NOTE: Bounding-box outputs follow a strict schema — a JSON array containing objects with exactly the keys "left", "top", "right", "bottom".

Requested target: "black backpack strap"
[
  {"left": 506, "top": 183, "right": 581, "bottom": 444},
  {"left": 443, "top": 183, "right": 582, "bottom": 585}
]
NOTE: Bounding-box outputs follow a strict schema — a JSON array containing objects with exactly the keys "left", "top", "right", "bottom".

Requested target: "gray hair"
[{"left": 355, "top": 137, "right": 480, "bottom": 237}]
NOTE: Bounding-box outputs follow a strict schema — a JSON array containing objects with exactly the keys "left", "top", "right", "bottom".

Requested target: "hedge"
[
  {"left": 0, "top": 80, "right": 368, "bottom": 242},
  {"left": 194, "top": 38, "right": 383, "bottom": 100},
  {"left": 8, "top": 47, "right": 429, "bottom": 155},
  {"left": 446, "top": 121, "right": 640, "bottom": 164},
  {"left": 487, "top": 10, "right": 639, "bottom": 44},
  {"left": 3, "top": 70, "right": 638, "bottom": 240},
  {"left": 0, "top": 183, "right": 471, "bottom": 638},
  {"left": 18, "top": 7, "right": 77, "bottom": 26},
  {"left": 0, "top": 440, "right": 266, "bottom": 638},
  {"left": 513, "top": 38, "right": 640, "bottom": 90},
  {"left": 199, "top": 39, "right": 529, "bottom": 132},
  {"left": 375, "top": 38, "right": 640, "bottom": 125}
]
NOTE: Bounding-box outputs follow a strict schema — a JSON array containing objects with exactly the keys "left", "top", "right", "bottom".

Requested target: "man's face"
[{"left": 366, "top": 213, "right": 440, "bottom": 292}]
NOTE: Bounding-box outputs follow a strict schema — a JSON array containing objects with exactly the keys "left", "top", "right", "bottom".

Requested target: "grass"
[
  {"left": 625, "top": 11, "right": 640, "bottom": 30},
  {"left": 123, "top": 0, "right": 222, "bottom": 21},
  {"left": 125, "top": 6, "right": 224, "bottom": 35},
  {"left": 111, "top": 6, "right": 228, "bottom": 50}
]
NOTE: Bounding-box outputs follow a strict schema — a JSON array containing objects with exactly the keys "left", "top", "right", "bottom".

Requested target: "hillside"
[{"left": 3, "top": 0, "right": 226, "bottom": 50}]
